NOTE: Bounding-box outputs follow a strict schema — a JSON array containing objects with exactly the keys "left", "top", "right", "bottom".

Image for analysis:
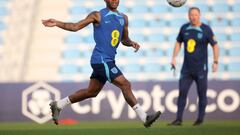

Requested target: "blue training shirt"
[
  {"left": 91, "top": 8, "right": 125, "bottom": 64},
  {"left": 177, "top": 23, "right": 218, "bottom": 72}
]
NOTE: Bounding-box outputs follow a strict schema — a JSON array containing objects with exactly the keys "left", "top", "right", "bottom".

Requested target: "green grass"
[{"left": 0, "top": 121, "right": 240, "bottom": 135}]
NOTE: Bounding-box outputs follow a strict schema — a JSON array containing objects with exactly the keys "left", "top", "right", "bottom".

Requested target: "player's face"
[
  {"left": 188, "top": 9, "right": 201, "bottom": 26},
  {"left": 105, "top": 0, "right": 119, "bottom": 11}
]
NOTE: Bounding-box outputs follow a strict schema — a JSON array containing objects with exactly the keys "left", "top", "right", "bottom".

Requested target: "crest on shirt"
[
  {"left": 197, "top": 33, "right": 203, "bottom": 39},
  {"left": 111, "top": 67, "right": 118, "bottom": 74},
  {"left": 119, "top": 18, "right": 124, "bottom": 26}
]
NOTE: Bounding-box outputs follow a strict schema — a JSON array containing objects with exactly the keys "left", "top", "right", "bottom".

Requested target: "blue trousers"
[{"left": 176, "top": 71, "right": 208, "bottom": 121}]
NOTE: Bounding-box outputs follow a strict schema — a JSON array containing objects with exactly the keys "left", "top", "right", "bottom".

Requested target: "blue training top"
[
  {"left": 177, "top": 23, "right": 218, "bottom": 72},
  {"left": 91, "top": 8, "right": 125, "bottom": 64}
]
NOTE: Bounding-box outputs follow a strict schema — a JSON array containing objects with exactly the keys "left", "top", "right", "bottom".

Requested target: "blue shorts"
[{"left": 90, "top": 61, "right": 123, "bottom": 84}]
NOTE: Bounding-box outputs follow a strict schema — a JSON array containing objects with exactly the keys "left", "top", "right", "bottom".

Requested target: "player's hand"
[
  {"left": 171, "top": 58, "right": 177, "bottom": 68},
  {"left": 170, "top": 58, "right": 177, "bottom": 77},
  {"left": 131, "top": 41, "right": 140, "bottom": 52},
  {"left": 212, "top": 63, "right": 218, "bottom": 72},
  {"left": 42, "top": 19, "right": 57, "bottom": 27}
]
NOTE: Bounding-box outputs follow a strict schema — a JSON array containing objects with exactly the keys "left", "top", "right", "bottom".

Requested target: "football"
[{"left": 167, "top": 0, "right": 187, "bottom": 7}]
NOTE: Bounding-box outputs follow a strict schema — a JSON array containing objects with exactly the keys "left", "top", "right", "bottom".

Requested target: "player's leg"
[
  {"left": 50, "top": 63, "right": 107, "bottom": 125},
  {"left": 193, "top": 71, "right": 208, "bottom": 126},
  {"left": 177, "top": 74, "right": 193, "bottom": 121},
  {"left": 109, "top": 64, "right": 147, "bottom": 122},
  {"left": 102, "top": 61, "right": 160, "bottom": 128},
  {"left": 169, "top": 73, "right": 193, "bottom": 125},
  {"left": 112, "top": 75, "right": 161, "bottom": 128},
  {"left": 112, "top": 75, "right": 137, "bottom": 107},
  {"left": 50, "top": 78, "right": 104, "bottom": 125}
]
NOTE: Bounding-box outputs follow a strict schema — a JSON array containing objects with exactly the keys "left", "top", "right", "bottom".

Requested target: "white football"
[{"left": 167, "top": 0, "right": 187, "bottom": 7}]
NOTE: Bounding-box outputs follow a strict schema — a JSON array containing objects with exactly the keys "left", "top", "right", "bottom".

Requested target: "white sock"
[
  {"left": 132, "top": 103, "right": 147, "bottom": 123},
  {"left": 57, "top": 97, "right": 71, "bottom": 109}
]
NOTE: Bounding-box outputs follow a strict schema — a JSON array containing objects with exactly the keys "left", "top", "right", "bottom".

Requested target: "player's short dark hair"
[{"left": 188, "top": 7, "right": 201, "bottom": 14}]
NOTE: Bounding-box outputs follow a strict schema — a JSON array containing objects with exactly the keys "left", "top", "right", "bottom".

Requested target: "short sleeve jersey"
[
  {"left": 91, "top": 8, "right": 125, "bottom": 64},
  {"left": 177, "top": 23, "right": 217, "bottom": 72}
]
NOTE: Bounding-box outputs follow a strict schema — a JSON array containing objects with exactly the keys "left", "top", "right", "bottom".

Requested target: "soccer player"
[
  {"left": 168, "top": 7, "right": 219, "bottom": 126},
  {"left": 42, "top": 0, "right": 161, "bottom": 128}
]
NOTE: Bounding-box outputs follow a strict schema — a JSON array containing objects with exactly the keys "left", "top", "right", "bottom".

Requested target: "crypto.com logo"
[{"left": 22, "top": 82, "right": 60, "bottom": 124}]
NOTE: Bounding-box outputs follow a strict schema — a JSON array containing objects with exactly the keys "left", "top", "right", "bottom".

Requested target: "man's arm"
[
  {"left": 208, "top": 26, "right": 219, "bottom": 73},
  {"left": 171, "top": 42, "right": 181, "bottom": 67},
  {"left": 42, "top": 11, "right": 100, "bottom": 32},
  {"left": 121, "top": 14, "right": 140, "bottom": 52},
  {"left": 212, "top": 44, "right": 219, "bottom": 72}
]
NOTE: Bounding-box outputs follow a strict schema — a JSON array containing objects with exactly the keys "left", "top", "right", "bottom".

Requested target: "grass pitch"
[{"left": 0, "top": 120, "right": 239, "bottom": 135}]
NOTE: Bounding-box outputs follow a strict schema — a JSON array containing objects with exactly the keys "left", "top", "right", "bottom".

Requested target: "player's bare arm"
[
  {"left": 121, "top": 14, "right": 140, "bottom": 52},
  {"left": 42, "top": 11, "right": 100, "bottom": 32},
  {"left": 171, "top": 41, "right": 181, "bottom": 67},
  {"left": 212, "top": 44, "right": 219, "bottom": 72}
]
